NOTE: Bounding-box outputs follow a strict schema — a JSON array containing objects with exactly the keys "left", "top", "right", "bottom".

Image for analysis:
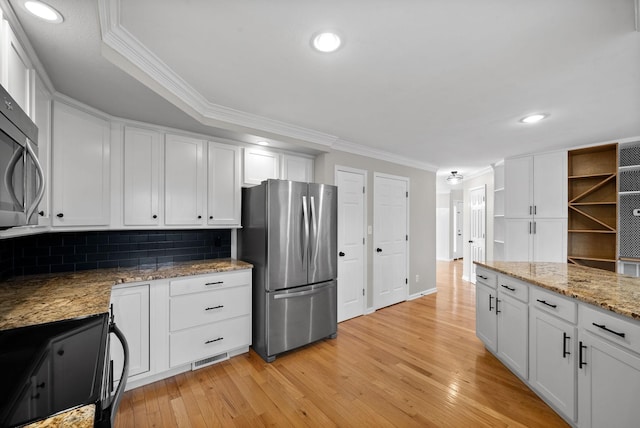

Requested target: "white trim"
[
  {"left": 335, "top": 165, "right": 368, "bottom": 321},
  {"left": 96, "top": 0, "right": 438, "bottom": 173},
  {"left": 408, "top": 288, "right": 437, "bottom": 300},
  {"left": 333, "top": 139, "right": 438, "bottom": 172}
]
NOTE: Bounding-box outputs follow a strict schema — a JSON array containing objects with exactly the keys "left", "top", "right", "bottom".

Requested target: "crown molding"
[
  {"left": 98, "top": 0, "right": 339, "bottom": 148},
  {"left": 333, "top": 139, "right": 438, "bottom": 172},
  {"left": 97, "top": 0, "right": 440, "bottom": 171}
]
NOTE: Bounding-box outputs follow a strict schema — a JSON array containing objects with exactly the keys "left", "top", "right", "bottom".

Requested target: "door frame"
[
  {"left": 335, "top": 165, "right": 368, "bottom": 319},
  {"left": 372, "top": 172, "right": 410, "bottom": 310},
  {"left": 467, "top": 185, "right": 486, "bottom": 284}
]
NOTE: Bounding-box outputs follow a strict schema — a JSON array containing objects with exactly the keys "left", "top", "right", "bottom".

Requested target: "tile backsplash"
[{"left": 0, "top": 229, "right": 231, "bottom": 279}]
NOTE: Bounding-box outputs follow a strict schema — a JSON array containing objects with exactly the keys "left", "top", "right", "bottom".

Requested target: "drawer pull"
[
  {"left": 205, "top": 305, "right": 224, "bottom": 311},
  {"left": 579, "top": 341, "right": 587, "bottom": 369},
  {"left": 536, "top": 299, "right": 557, "bottom": 308},
  {"left": 205, "top": 337, "right": 223, "bottom": 344},
  {"left": 205, "top": 281, "right": 224, "bottom": 286},
  {"left": 478, "top": 275, "right": 488, "bottom": 280},
  {"left": 562, "top": 332, "right": 571, "bottom": 358},
  {"left": 500, "top": 284, "right": 516, "bottom": 292},
  {"left": 592, "top": 323, "right": 626, "bottom": 338}
]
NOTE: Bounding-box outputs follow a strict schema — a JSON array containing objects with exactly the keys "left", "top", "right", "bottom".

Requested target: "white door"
[
  {"left": 373, "top": 174, "right": 408, "bottom": 310},
  {"left": 469, "top": 186, "right": 486, "bottom": 282},
  {"left": 453, "top": 200, "right": 464, "bottom": 259},
  {"left": 336, "top": 168, "right": 366, "bottom": 322}
]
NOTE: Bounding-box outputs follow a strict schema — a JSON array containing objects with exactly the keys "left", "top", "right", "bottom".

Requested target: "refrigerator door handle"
[
  {"left": 302, "top": 195, "right": 310, "bottom": 268},
  {"left": 273, "top": 284, "right": 329, "bottom": 299}
]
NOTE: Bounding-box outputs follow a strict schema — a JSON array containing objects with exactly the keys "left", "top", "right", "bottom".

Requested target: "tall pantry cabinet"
[{"left": 504, "top": 151, "right": 567, "bottom": 262}]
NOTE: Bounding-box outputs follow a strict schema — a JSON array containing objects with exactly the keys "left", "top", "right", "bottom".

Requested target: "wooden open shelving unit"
[{"left": 567, "top": 143, "right": 618, "bottom": 272}]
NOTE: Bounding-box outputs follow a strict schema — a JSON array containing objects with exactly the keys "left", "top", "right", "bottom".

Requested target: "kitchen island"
[{"left": 475, "top": 261, "right": 640, "bottom": 428}]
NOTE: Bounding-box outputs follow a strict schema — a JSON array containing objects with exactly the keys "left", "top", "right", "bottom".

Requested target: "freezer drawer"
[{"left": 266, "top": 280, "right": 337, "bottom": 359}]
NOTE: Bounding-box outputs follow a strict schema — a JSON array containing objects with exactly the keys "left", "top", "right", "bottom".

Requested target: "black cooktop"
[{"left": 0, "top": 314, "right": 109, "bottom": 427}]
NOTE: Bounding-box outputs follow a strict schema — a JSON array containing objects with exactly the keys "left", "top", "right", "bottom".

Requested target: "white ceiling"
[{"left": 7, "top": 0, "right": 640, "bottom": 183}]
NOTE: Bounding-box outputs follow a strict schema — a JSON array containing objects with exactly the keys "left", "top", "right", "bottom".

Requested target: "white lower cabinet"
[
  {"left": 168, "top": 270, "right": 252, "bottom": 368},
  {"left": 530, "top": 308, "right": 577, "bottom": 422},
  {"left": 476, "top": 266, "right": 640, "bottom": 428},
  {"left": 110, "top": 283, "right": 151, "bottom": 382},
  {"left": 577, "top": 306, "right": 640, "bottom": 428},
  {"left": 496, "top": 289, "right": 528, "bottom": 379}
]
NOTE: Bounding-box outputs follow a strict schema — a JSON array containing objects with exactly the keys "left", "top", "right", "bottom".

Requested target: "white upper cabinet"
[
  {"left": 33, "top": 75, "right": 50, "bottom": 224},
  {"left": 52, "top": 102, "right": 110, "bottom": 227},
  {"left": 281, "top": 154, "right": 314, "bottom": 182},
  {"left": 164, "top": 134, "right": 206, "bottom": 226},
  {"left": 505, "top": 151, "right": 567, "bottom": 219},
  {"left": 208, "top": 141, "right": 240, "bottom": 226},
  {"left": 123, "top": 127, "right": 163, "bottom": 226},
  {"left": 3, "top": 22, "right": 32, "bottom": 116},
  {"left": 243, "top": 148, "right": 280, "bottom": 186}
]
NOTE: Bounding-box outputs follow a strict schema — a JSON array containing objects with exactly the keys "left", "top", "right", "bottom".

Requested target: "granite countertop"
[
  {"left": 0, "top": 258, "right": 253, "bottom": 331},
  {"left": 476, "top": 261, "right": 640, "bottom": 321},
  {"left": 24, "top": 405, "right": 95, "bottom": 428}
]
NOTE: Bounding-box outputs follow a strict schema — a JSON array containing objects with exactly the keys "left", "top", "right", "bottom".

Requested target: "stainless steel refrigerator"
[{"left": 239, "top": 179, "right": 337, "bottom": 362}]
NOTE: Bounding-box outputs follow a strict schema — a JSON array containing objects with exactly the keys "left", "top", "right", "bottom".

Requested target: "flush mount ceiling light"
[
  {"left": 447, "top": 171, "right": 463, "bottom": 184},
  {"left": 24, "top": 1, "right": 63, "bottom": 23},
  {"left": 256, "top": 141, "right": 269, "bottom": 146},
  {"left": 520, "top": 113, "right": 548, "bottom": 124},
  {"left": 312, "top": 31, "right": 342, "bottom": 53}
]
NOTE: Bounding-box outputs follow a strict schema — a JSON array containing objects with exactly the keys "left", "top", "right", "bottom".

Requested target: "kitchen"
[{"left": 0, "top": 0, "right": 639, "bottom": 427}]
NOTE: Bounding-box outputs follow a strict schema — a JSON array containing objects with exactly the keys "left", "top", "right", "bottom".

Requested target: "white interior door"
[
  {"left": 336, "top": 168, "right": 366, "bottom": 322},
  {"left": 469, "top": 186, "right": 486, "bottom": 283},
  {"left": 453, "top": 200, "right": 464, "bottom": 259},
  {"left": 373, "top": 174, "right": 408, "bottom": 310}
]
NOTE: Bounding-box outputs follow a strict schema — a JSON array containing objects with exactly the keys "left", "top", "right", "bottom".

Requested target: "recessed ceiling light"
[
  {"left": 257, "top": 141, "right": 269, "bottom": 146},
  {"left": 312, "top": 32, "right": 342, "bottom": 53},
  {"left": 520, "top": 113, "right": 548, "bottom": 124},
  {"left": 24, "top": 1, "right": 63, "bottom": 23}
]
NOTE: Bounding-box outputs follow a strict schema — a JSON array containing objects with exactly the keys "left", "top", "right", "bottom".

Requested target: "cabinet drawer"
[
  {"left": 531, "top": 286, "right": 577, "bottom": 324},
  {"left": 170, "top": 285, "right": 251, "bottom": 331},
  {"left": 497, "top": 275, "right": 529, "bottom": 303},
  {"left": 169, "top": 315, "right": 251, "bottom": 367},
  {"left": 169, "top": 270, "right": 251, "bottom": 296},
  {"left": 580, "top": 305, "right": 640, "bottom": 355},
  {"left": 476, "top": 267, "right": 497, "bottom": 288}
]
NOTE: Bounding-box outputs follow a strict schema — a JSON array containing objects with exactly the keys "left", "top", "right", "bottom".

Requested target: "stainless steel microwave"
[{"left": 0, "top": 83, "right": 44, "bottom": 229}]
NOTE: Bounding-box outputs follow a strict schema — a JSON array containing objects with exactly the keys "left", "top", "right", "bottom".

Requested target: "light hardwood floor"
[{"left": 115, "top": 260, "right": 568, "bottom": 427}]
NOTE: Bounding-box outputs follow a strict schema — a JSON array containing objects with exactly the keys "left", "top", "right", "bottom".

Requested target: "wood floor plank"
[{"left": 115, "top": 260, "right": 569, "bottom": 427}]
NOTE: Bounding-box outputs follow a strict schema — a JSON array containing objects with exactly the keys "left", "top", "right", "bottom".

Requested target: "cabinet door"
[
  {"left": 208, "top": 142, "right": 240, "bottom": 226},
  {"left": 532, "top": 218, "right": 566, "bottom": 262},
  {"left": 475, "top": 282, "right": 497, "bottom": 352},
  {"left": 4, "top": 23, "right": 32, "bottom": 115},
  {"left": 497, "top": 292, "right": 528, "bottom": 379},
  {"left": 504, "top": 219, "right": 532, "bottom": 262},
  {"left": 281, "top": 154, "right": 313, "bottom": 182},
  {"left": 33, "top": 76, "right": 51, "bottom": 224},
  {"left": 165, "top": 135, "right": 205, "bottom": 225},
  {"left": 52, "top": 102, "right": 110, "bottom": 226},
  {"left": 533, "top": 151, "right": 567, "bottom": 218},
  {"left": 530, "top": 309, "right": 576, "bottom": 422},
  {"left": 243, "top": 148, "right": 279, "bottom": 186},
  {"left": 578, "top": 330, "right": 640, "bottom": 428},
  {"left": 111, "top": 284, "right": 150, "bottom": 381},
  {"left": 123, "top": 127, "right": 162, "bottom": 226},
  {"left": 504, "top": 156, "right": 533, "bottom": 218}
]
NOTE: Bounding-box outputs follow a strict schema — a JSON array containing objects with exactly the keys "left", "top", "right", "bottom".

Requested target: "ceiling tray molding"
[
  {"left": 333, "top": 139, "right": 438, "bottom": 172},
  {"left": 97, "top": 0, "right": 339, "bottom": 148}
]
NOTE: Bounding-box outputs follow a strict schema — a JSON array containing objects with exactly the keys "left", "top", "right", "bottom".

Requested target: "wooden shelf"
[{"left": 567, "top": 143, "right": 618, "bottom": 272}]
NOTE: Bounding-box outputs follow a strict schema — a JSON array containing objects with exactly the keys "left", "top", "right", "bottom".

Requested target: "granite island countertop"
[
  {"left": 476, "top": 261, "right": 640, "bottom": 321},
  {"left": 0, "top": 258, "right": 253, "bottom": 331}
]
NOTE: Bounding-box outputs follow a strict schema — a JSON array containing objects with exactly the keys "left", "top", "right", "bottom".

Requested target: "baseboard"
[{"left": 408, "top": 288, "right": 437, "bottom": 300}]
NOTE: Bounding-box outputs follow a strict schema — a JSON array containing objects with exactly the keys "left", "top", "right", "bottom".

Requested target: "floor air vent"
[{"left": 192, "top": 352, "right": 229, "bottom": 370}]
